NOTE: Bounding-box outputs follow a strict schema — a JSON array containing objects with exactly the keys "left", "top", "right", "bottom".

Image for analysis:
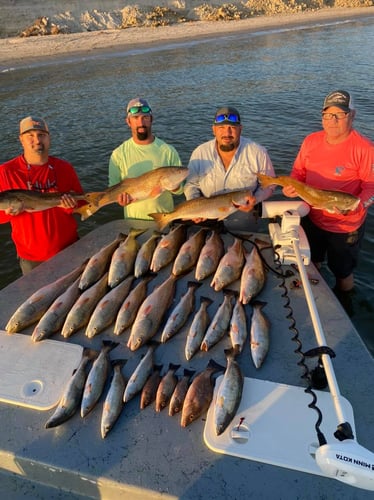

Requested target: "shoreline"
[{"left": 1, "top": 6, "right": 374, "bottom": 70}]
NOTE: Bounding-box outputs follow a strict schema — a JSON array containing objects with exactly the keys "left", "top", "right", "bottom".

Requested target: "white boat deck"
[{"left": 0, "top": 219, "right": 373, "bottom": 499}]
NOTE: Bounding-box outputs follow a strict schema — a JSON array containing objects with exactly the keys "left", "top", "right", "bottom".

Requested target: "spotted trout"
[
  {"left": 213, "top": 346, "right": 244, "bottom": 436},
  {"left": 149, "top": 189, "right": 254, "bottom": 231},
  {"left": 257, "top": 173, "right": 360, "bottom": 212},
  {"left": 6, "top": 260, "right": 87, "bottom": 333},
  {"left": 75, "top": 166, "right": 188, "bottom": 221},
  {"left": 45, "top": 348, "right": 98, "bottom": 429}
]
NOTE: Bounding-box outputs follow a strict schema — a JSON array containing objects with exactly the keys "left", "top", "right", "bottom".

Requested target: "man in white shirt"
[{"left": 184, "top": 106, "right": 275, "bottom": 226}]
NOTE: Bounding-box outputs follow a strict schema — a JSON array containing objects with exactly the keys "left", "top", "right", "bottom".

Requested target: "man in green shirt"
[{"left": 109, "top": 97, "right": 183, "bottom": 220}]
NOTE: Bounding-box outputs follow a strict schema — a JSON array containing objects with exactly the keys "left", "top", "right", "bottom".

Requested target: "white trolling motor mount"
[{"left": 262, "top": 200, "right": 374, "bottom": 491}]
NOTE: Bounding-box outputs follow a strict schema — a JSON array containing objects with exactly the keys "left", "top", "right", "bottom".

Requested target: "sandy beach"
[{"left": 1, "top": 5, "right": 373, "bottom": 70}]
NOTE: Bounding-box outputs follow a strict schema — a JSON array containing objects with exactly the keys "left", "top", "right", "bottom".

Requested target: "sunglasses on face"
[
  {"left": 321, "top": 111, "right": 350, "bottom": 121},
  {"left": 128, "top": 105, "right": 152, "bottom": 115},
  {"left": 214, "top": 113, "right": 240, "bottom": 124}
]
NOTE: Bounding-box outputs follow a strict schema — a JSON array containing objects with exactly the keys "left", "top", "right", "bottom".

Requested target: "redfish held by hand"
[
  {"left": 257, "top": 173, "right": 360, "bottom": 212},
  {"left": 75, "top": 166, "right": 188, "bottom": 221},
  {"left": 149, "top": 189, "right": 254, "bottom": 231},
  {"left": 0, "top": 189, "right": 88, "bottom": 214}
]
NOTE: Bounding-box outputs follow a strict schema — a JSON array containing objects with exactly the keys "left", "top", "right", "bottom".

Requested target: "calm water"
[{"left": 1, "top": 16, "right": 373, "bottom": 354}]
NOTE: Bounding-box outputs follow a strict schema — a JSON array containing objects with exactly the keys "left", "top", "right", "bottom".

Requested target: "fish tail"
[
  {"left": 73, "top": 192, "right": 105, "bottom": 220},
  {"left": 200, "top": 296, "right": 214, "bottom": 306},
  {"left": 82, "top": 347, "right": 99, "bottom": 362},
  {"left": 183, "top": 368, "right": 196, "bottom": 379},
  {"left": 224, "top": 345, "right": 241, "bottom": 358},
  {"left": 111, "top": 359, "right": 128, "bottom": 368},
  {"left": 168, "top": 363, "right": 181, "bottom": 372},
  {"left": 207, "top": 358, "right": 225, "bottom": 372},
  {"left": 148, "top": 212, "right": 171, "bottom": 231},
  {"left": 252, "top": 300, "right": 267, "bottom": 309},
  {"left": 256, "top": 173, "right": 276, "bottom": 187},
  {"left": 102, "top": 340, "right": 120, "bottom": 352}
]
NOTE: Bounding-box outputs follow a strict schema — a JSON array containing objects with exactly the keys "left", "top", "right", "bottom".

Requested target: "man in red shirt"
[
  {"left": 283, "top": 90, "right": 374, "bottom": 314},
  {"left": 0, "top": 116, "right": 84, "bottom": 274}
]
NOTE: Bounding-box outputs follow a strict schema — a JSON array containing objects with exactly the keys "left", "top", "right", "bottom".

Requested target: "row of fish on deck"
[{"left": 4, "top": 222, "right": 275, "bottom": 439}]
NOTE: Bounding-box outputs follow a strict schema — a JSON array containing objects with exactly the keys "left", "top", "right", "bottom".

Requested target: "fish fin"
[{"left": 148, "top": 212, "right": 169, "bottom": 231}]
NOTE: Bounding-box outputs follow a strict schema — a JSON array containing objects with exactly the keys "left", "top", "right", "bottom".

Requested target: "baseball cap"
[
  {"left": 126, "top": 98, "right": 152, "bottom": 116},
  {"left": 20, "top": 116, "right": 49, "bottom": 135},
  {"left": 213, "top": 106, "right": 241, "bottom": 125},
  {"left": 322, "top": 90, "right": 354, "bottom": 112}
]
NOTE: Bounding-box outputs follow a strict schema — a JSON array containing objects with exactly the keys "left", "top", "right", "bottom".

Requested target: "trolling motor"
[{"left": 262, "top": 201, "right": 374, "bottom": 491}]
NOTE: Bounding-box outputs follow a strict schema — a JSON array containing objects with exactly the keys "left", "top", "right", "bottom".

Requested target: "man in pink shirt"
[{"left": 283, "top": 90, "right": 374, "bottom": 313}]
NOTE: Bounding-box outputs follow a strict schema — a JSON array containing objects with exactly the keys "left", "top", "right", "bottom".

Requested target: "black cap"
[{"left": 213, "top": 106, "right": 241, "bottom": 125}]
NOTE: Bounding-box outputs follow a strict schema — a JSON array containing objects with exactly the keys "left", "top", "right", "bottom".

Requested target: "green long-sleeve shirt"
[{"left": 109, "top": 136, "right": 182, "bottom": 220}]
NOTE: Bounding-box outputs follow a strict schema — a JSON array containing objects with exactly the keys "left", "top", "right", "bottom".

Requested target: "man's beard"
[
  {"left": 136, "top": 128, "right": 149, "bottom": 141},
  {"left": 219, "top": 143, "right": 236, "bottom": 152}
]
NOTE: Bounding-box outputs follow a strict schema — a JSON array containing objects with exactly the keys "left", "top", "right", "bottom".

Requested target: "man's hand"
[
  {"left": 282, "top": 186, "right": 299, "bottom": 198},
  {"left": 60, "top": 193, "right": 78, "bottom": 208},
  {"left": 117, "top": 192, "right": 134, "bottom": 207},
  {"left": 234, "top": 194, "right": 257, "bottom": 213},
  {"left": 5, "top": 202, "right": 24, "bottom": 216}
]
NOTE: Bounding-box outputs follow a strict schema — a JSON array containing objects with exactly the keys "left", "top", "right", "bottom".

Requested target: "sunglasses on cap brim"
[
  {"left": 214, "top": 113, "right": 240, "bottom": 124},
  {"left": 128, "top": 105, "right": 152, "bottom": 115}
]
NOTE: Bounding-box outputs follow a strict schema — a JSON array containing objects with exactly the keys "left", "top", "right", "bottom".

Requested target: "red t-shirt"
[
  {"left": 0, "top": 155, "right": 83, "bottom": 261},
  {"left": 291, "top": 129, "right": 374, "bottom": 233}
]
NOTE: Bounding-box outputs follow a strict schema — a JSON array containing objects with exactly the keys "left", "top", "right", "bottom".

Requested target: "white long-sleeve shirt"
[{"left": 184, "top": 136, "right": 275, "bottom": 202}]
